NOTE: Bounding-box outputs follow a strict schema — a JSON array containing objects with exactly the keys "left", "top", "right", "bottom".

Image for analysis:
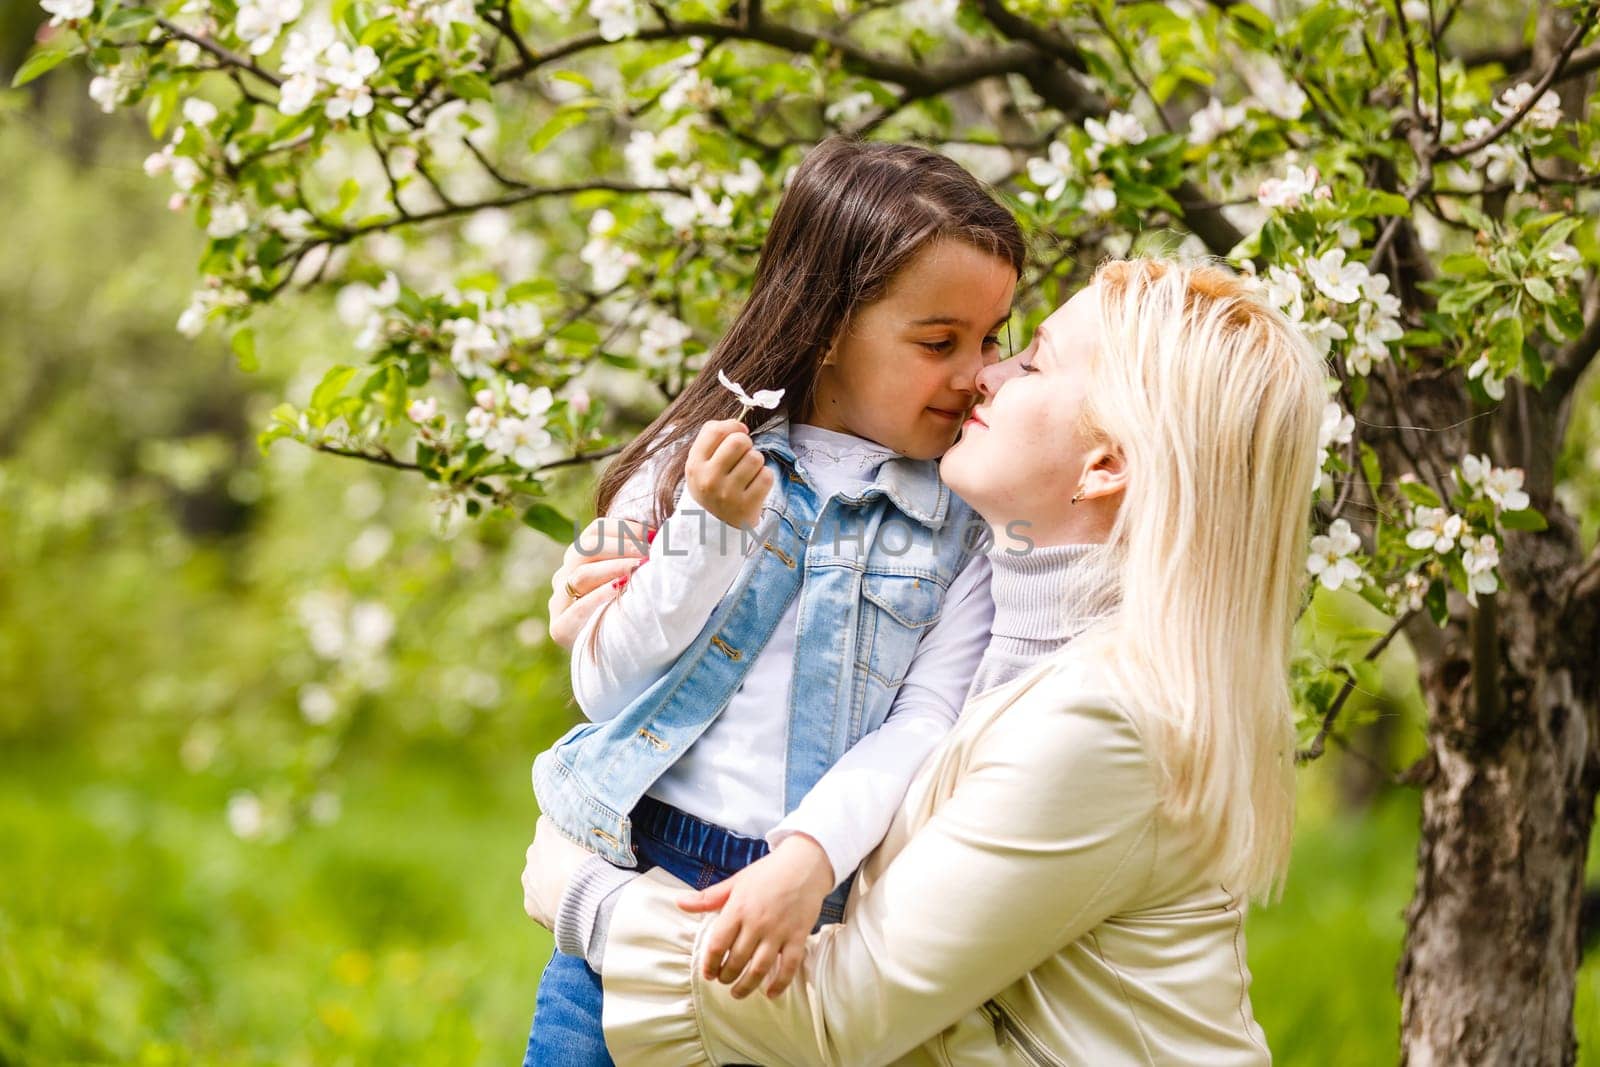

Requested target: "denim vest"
[{"left": 534, "top": 417, "right": 984, "bottom": 914}]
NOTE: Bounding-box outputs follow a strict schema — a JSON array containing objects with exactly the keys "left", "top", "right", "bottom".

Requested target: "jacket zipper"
[{"left": 981, "top": 1000, "right": 1066, "bottom": 1067}]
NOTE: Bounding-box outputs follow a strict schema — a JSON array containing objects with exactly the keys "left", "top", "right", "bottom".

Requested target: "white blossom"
[
  {"left": 87, "top": 75, "right": 120, "bottom": 113},
  {"left": 280, "top": 23, "right": 335, "bottom": 76},
  {"left": 207, "top": 200, "right": 250, "bottom": 239},
  {"left": 1307, "top": 518, "right": 1364, "bottom": 591},
  {"left": 1260, "top": 265, "right": 1305, "bottom": 321},
  {"left": 446, "top": 317, "right": 502, "bottom": 378},
  {"left": 1257, "top": 163, "right": 1329, "bottom": 210},
  {"left": 588, "top": 0, "right": 638, "bottom": 41},
  {"left": 235, "top": 0, "right": 302, "bottom": 55},
  {"left": 1482, "top": 465, "right": 1530, "bottom": 512},
  {"left": 1082, "top": 185, "right": 1118, "bottom": 216},
  {"left": 407, "top": 397, "right": 439, "bottom": 423},
  {"left": 1460, "top": 533, "right": 1500, "bottom": 604},
  {"left": 41, "top": 0, "right": 93, "bottom": 26},
  {"left": 1025, "top": 141, "right": 1073, "bottom": 203},
  {"left": 639, "top": 311, "right": 693, "bottom": 364},
  {"left": 1406, "top": 506, "right": 1463, "bottom": 554},
  {"left": 721, "top": 158, "right": 764, "bottom": 198},
  {"left": 717, "top": 368, "right": 784, "bottom": 415},
  {"left": 1188, "top": 97, "right": 1248, "bottom": 145},
  {"left": 465, "top": 405, "right": 496, "bottom": 440},
  {"left": 1494, "top": 82, "right": 1562, "bottom": 130},
  {"left": 1466, "top": 354, "right": 1507, "bottom": 400},
  {"left": 263, "top": 205, "right": 316, "bottom": 240},
  {"left": 227, "top": 792, "right": 266, "bottom": 839},
  {"left": 825, "top": 91, "right": 875, "bottom": 125},
  {"left": 507, "top": 382, "right": 553, "bottom": 419},
  {"left": 278, "top": 72, "right": 320, "bottom": 116},
  {"left": 900, "top": 0, "right": 959, "bottom": 33},
  {"left": 298, "top": 683, "right": 338, "bottom": 725},
  {"left": 1305, "top": 248, "right": 1369, "bottom": 304}
]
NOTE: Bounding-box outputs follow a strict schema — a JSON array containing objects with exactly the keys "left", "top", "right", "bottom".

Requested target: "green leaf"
[
  {"left": 448, "top": 73, "right": 493, "bottom": 103},
  {"left": 104, "top": 7, "right": 156, "bottom": 31},
  {"left": 1399, "top": 481, "right": 1443, "bottom": 509},
  {"left": 521, "top": 502, "right": 574, "bottom": 541},
  {"left": 310, "top": 365, "right": 358, "bottom": 412},
  {"left": 551, "top": 70, "right": 594, "bottom": 92},
  {"left": 1499, "top": 507, "right": 1548, "bottom": 531},
  {"left": 1524, "top": 277, "right": 1556, "bottom": 304},
  {"left": 1439, "top": 252, "right": 1489, "bottom": 279},
  {"left": 230, "top": 328, "right": 259, "bottom": 373},
  {"left": 336, "top": 178, "right": 361, "bottom": 217},
  {"left": 11, "top": 48, "right": 72, "bottom": 89},
  {"left": 1436, "top": 281, "right": 1497, "bottom": 316},
  {"left": 1424, "top": 579, "right": 1449, "bottom": 626},
  {"left": 528, "top": 108, "right": 590, "bottom": 154}
]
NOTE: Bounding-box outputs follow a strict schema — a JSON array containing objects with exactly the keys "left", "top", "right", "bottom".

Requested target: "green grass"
[
  {"left": 5, "top": 745, "right": 1600, "bottom": 1066},
  {"left": 0, "top": 746, "right": 550, "bottom": 1066}
]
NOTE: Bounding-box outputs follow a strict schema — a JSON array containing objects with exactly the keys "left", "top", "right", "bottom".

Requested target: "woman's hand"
[
  {"left": 677, "top": 834, "right": 835, "bottom": 1000},
  {"left": 546, "top": 517, "right": 652, "bottom": 649},
  {"left": 522, "top": 816, "right": 599, "bottom": 929}
]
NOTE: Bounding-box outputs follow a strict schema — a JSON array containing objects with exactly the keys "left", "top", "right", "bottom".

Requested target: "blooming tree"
[{"left": 21, "top": 0, "right": 1600, "bottom": 1059}]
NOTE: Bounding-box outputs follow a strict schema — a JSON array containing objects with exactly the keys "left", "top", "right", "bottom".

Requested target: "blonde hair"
[{"left": 1079, "top": 258, "right": 1324, "bottom": 899}]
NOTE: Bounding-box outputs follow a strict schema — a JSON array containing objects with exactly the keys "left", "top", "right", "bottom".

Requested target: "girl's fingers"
[
  {"left": 701, "top": 914, "right": 738, "bottom": 980},
  {"left": 708, "top": 429, "right": 756, "bottom": 479},
  {"left": 676, "top": 882, "right": 733, "bottom": 913},
  {"left": 690, "top": 420, "right": 744, "bottom": 467},
  {"left": 730, "top": 945, "right": 778, "bottom": 1000},
  {"left": 717, "top": 927, "right": 761, "bottom": 986},
  {"left": 740, "top": 461, "right": 774, "bottom": 498},
  {"left": 766, "top": 949, "right": 802, "bottom": 999}
]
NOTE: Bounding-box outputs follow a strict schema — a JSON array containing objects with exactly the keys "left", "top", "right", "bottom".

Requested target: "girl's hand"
[
  {"left": 547, "top": 517, "right": 652, "bottom": 649},
  {"left": 685, "top": 420, "right": 774, "bottom": 532},
  {"left": 677, "top": 834, "right": 835, "bottom": 1000}
]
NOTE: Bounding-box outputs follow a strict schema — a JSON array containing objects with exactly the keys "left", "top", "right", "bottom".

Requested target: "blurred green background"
[{"left": 5, "top": 50, "right": 1600, "bottom": 1067}]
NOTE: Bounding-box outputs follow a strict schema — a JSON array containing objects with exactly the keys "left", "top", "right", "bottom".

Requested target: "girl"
[{"left": 522, "top": 138, "right": 1025, "bottom": 1066}]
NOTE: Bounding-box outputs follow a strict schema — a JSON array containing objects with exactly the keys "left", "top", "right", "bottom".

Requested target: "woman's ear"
[{"left": 1077, "top": 443, "right": 1128, "bottom": 502}]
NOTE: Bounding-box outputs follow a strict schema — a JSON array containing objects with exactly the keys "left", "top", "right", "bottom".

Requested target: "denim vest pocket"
[{"left": 857, "top": 571, "right": 945, "bottom": 687}]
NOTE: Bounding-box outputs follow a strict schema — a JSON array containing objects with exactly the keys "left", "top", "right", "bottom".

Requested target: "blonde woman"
[{"left": 525, "top": 259, "right": 1324, "bottom": 1065}]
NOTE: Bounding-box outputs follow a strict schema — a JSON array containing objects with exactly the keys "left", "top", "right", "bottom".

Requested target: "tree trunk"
[{"left": 1398, "top": 512, "right": 1600, "bottom": 1064}]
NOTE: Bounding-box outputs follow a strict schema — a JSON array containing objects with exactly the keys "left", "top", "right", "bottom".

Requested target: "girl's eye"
[
  {"left": 919, "top": 339, "right": 954, "bottom": 354},
  {"left": 1016, "top": 357, "right": 1038, "bottom": 373},
  {"left": 982, "top": 335, "right": 1002, "bottom": 350}
]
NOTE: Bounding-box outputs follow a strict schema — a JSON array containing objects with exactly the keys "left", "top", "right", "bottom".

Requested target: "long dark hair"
[{"left": 596, "top": 137, "right": 1027, "bottom": 523}]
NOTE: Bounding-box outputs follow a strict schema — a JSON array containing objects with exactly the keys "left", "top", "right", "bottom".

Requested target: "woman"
[{"left": 526, "top": 258, "right": 1324, "bottom": 1064}]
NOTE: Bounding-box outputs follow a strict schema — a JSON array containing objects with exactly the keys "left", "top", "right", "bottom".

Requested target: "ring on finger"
[{"left": 563, "top": 577, "right": 581, "bottom": 600}]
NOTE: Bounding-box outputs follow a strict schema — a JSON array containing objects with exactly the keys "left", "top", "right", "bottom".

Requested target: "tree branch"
[
  {"left": 1436, "top": 6, "right": 1599, "bottom": 162},
  {"left": 1298, "top": 609, "right": 1419, "bottom": 763},
  {"left": 154, "top": 17, "right": 283, "bottom": 88}
]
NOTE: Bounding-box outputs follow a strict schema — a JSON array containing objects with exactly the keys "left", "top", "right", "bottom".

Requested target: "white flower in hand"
[{"left": 717, "top": 369, "right": 784, "bottom": 417}]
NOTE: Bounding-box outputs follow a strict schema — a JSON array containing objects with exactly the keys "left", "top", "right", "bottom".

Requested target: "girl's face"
[
  {"left": 941, "top": 287, "right": 1116, "bottom": 538},
  {"left": 802, "top": 239, "right": 1018, "bottom": 460}
]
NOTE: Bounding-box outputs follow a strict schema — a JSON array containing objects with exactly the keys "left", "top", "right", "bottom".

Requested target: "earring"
[{"left": 1070, "top": 489, "right": 1084, "bottom": 505}]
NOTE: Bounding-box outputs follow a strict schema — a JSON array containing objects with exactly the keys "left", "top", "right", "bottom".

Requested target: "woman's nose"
[{"left": 975, "top": 358, "right": 1022, "bottom": 399}]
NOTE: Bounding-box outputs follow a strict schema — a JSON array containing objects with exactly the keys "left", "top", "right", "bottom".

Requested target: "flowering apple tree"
[{"left": 21, "top": 0, "right": 1600, "bottom": 1060}]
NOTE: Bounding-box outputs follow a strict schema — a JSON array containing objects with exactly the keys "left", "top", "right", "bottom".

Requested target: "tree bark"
[{"left": 1398, "top": 487, "right": 1600, "bottom": 1064}]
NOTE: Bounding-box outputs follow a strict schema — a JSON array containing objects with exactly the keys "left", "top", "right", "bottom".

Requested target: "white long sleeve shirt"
[{"left": 571, "top": 424, "right": 995, "bottom": 886}]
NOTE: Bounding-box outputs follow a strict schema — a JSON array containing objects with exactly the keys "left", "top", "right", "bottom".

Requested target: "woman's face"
[
  {"left": 803, "top": 238, "right": 1017, "bottom": 460},
  {"left": 940, "top": 286, "right": 1115, "bottom": 540}
]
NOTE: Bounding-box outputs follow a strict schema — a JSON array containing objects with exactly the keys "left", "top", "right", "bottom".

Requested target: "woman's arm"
[{"left": 600, "top": 687, "right": 1161, "bottom": 1067}]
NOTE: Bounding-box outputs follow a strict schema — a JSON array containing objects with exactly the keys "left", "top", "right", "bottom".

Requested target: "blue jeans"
[{"left": 520, "top": 796, "right": 771, "bottom": 1067}]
